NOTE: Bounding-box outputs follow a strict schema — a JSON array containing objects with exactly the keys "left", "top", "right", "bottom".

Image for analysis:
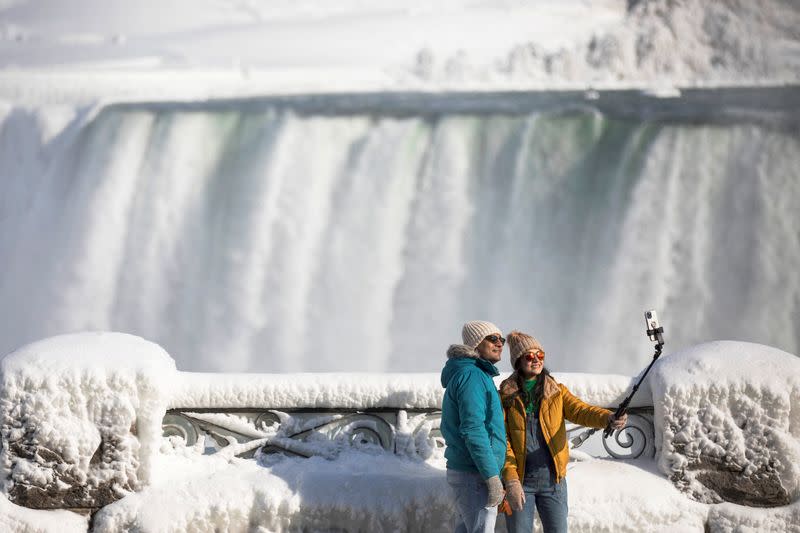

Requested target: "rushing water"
[{"left": 1, "top": 89, "right": 798, "bottom": 373}]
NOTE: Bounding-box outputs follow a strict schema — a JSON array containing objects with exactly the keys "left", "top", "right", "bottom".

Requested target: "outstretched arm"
[{"left": 561, "top": 384, "right": 615, "bottom": 429}]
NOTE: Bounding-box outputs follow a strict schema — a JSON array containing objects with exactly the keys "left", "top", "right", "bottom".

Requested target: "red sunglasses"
[{"left": 523, "top": 350, "right": 545, "bottom": 361}]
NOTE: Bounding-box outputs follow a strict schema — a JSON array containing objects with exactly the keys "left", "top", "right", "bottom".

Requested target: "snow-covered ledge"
[{"left": 168, "top": 370, "right": 652, "bottom": 410}]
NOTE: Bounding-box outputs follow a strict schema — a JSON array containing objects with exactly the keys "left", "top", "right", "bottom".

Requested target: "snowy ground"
[
  {"left": 1, "top": 0, "right": 799, "bottom": 104},
  {"left": 0, "top": 492, "right": 89, "bottom": 533},
  {"left": 92, "top": 447, "right": 712, "bottom": 533},
  {"left": 5, "top": 451, "right": 800, "bottom": 532}
]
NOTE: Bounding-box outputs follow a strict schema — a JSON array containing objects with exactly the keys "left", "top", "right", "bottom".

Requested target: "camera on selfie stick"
[{"left": 645, "top": 309, "right": 664, "bottom": 345}]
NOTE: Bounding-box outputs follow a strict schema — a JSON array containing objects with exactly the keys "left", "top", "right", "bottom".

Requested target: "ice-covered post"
[{"left": 0, "top": 332, "right": 176, "bottom": 509}]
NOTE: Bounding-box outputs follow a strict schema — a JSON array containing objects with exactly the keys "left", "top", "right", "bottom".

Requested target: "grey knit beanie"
[
  {"left": 507, "top": 330, "right": 544, "bottom": 368},
  {"left": 461, "top": 321, "right": 502, "bottom": 349}
]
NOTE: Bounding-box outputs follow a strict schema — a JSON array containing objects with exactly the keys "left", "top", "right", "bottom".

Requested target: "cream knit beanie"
[
  {"left": 507, "top": 330, "right": 543, "bottom": 368},
  {"left": 461, "top": 321, "right": 502, "bottom": 349}
]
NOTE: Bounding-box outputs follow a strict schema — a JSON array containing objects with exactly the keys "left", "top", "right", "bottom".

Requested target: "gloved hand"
[
  {"left": 608, "top": 412, "right": 628, "bottom": 430},
  {"left": 505, "top": 478, "right": 526, "bottom": 511},
  {"left": 486, "top": 475, "right": 505, "bottom": 507}
]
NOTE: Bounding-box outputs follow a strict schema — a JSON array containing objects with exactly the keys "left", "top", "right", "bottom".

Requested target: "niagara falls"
[{"left": 1, "top": 1, "right": 799, "bottom": 532}]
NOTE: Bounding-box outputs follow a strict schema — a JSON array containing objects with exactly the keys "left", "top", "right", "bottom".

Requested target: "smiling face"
[
  {"left": 517, "top": 349, "right": 545, "bottom": 378},
  {"left": 475, "top": 334, "right": 504, "bottom": 364}
]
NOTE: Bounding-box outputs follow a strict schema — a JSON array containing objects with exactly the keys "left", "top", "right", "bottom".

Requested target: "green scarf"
[{"left": 523, "top": 378, "right": 537, "bottom": 414}]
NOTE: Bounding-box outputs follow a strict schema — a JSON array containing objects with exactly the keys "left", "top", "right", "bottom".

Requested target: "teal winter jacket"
[{"left": 440, "top": 344, "right": 506, "bottom": 479}]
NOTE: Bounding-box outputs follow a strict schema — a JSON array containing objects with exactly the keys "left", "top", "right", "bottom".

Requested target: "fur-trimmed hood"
[
  {"left": 446, "top": 344, "right": 479, "bottom": 359},
  {"left": 499, "top": 371, "right": 560, "bottom": 401},
  {"left": 441, "top": 344, "right": 499, "bottom": 388}
]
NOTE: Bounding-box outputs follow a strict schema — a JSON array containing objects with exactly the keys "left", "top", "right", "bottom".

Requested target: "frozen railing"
[
  {"left": 163, "top": 371, "right": 655, "bottom": 461},
  {"left": 4, "top": 333, "right": 798, "bottom": 526}
]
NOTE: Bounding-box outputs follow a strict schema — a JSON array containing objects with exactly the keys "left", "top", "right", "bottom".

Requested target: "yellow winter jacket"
[{"left": 500, "top": 372, "right": 611, "bottom": 484}]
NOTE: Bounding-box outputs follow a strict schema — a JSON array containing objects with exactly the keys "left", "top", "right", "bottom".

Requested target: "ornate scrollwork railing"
[
  {"left": 567, "top": 406, "right": 655, "bottom": 459},
  {"left": 162, "top": 408, "right": 445, "bottom": 460},
  {"left": 163, "top": 405, "right": 655, "bottom": 461}
]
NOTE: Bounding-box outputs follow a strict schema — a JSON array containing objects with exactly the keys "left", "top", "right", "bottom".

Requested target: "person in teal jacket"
[{"left": 441, "top": 320, "right": 507, "bottom": 533}]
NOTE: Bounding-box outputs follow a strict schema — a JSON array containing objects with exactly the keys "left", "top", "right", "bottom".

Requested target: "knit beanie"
[
  {"left": 507, "top": 330, "right": 543, "bottom": 368},
  {"left": 461, "top": 321, "right": 502, "bottom": 349}
]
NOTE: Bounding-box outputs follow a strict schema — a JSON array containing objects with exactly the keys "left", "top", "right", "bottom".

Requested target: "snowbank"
[
  {"left": 92, "top": 440, "right": 800, "bottom": 533},
  {"left": 95, "top": 442, "right": 711, "bottom": 533},
  {"left": 567, "top": 459, "right": 707, "bottom": 532},
  {"left": 0, "top": 493, "right": 88, "bottom": 533},
  {"left": 93, "top": 445, "right": 455, "bottom": 532},
  {"left": 707, "top": 499, "right": 800, "bottom": 533},
  {"left": 0, "top": 332, "right": 176, "bottom": 508},
  {"left": 90, "top": 450, "right": 717, "bottom": 533},
  {"left": 652, "top": 341, "right": 800, "bottom": 506}
]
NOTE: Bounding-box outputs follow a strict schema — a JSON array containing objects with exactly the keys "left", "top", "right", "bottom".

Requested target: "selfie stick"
[
  {"left": 570, "top": 310, "right": 665, "bottom": 447},
  {"left": 602, "top": 310, "right": 664, "bottom": 438}
]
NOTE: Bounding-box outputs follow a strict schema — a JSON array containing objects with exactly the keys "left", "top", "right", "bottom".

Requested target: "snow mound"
[
  {"left": 566, "top": 459, "right": 707, "bottom": 532},
  {"left": 93, "top": 446, "right": 454, "bottom": 532},
  {"left": 0, "top": 332, "right": 177, "bottom": 508},
  {"left": 707, "top": 499, "right": 800, "bottom": 533},
  {"left": 94, "top": 447, "right": 713, "bottom": 533},
  {"left": 652, "top": 341, "right": 800, "bottom": 506},
  {"left": 0, "top": 492, "right": 88, "bottom": 533}
]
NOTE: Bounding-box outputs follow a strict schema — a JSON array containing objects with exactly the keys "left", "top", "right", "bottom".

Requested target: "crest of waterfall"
[{"left": 1, "top": 96, "right": 798, "bottom": 373}]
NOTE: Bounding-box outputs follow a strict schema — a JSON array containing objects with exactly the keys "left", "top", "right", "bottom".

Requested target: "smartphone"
[{"left": 644, "top": 309, "right": 661, "bottom": 341}]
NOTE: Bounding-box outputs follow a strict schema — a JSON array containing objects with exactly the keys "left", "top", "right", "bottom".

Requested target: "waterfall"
[{"left": 1, "top": 94, "right": 798, "bottom": 373}]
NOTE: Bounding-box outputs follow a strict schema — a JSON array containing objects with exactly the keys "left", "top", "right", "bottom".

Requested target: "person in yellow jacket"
[{"left": 499, "top": 331, "right": 627, "bottom": 533}]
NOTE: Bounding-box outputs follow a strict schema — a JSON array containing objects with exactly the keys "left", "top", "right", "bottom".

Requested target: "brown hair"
[{"left": 514, "top": 356, "right": 550, "bottom": 409}]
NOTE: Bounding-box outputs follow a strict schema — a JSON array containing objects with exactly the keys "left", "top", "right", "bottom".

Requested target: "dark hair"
[{"left": 514, "top": 357, "right": 550, "bottom": 408}]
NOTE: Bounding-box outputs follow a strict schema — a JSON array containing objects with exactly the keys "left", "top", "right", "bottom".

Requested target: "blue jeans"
[
  {"left": 446, "top": 470, "right": 498, "bottom": 533},
  {"left": 505, "top": 478, "right": 568, "bottom": 533}
]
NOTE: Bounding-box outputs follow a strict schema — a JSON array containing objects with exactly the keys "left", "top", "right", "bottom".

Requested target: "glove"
[
  {"left": 608, "top": 412, "right": 628, "bottom": 429},
  {"left": 486, "top": 475, "right": 505, "bottom": 507},
  {"left": 505, "top": 479, "right": 525, "bottom": 511}
]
